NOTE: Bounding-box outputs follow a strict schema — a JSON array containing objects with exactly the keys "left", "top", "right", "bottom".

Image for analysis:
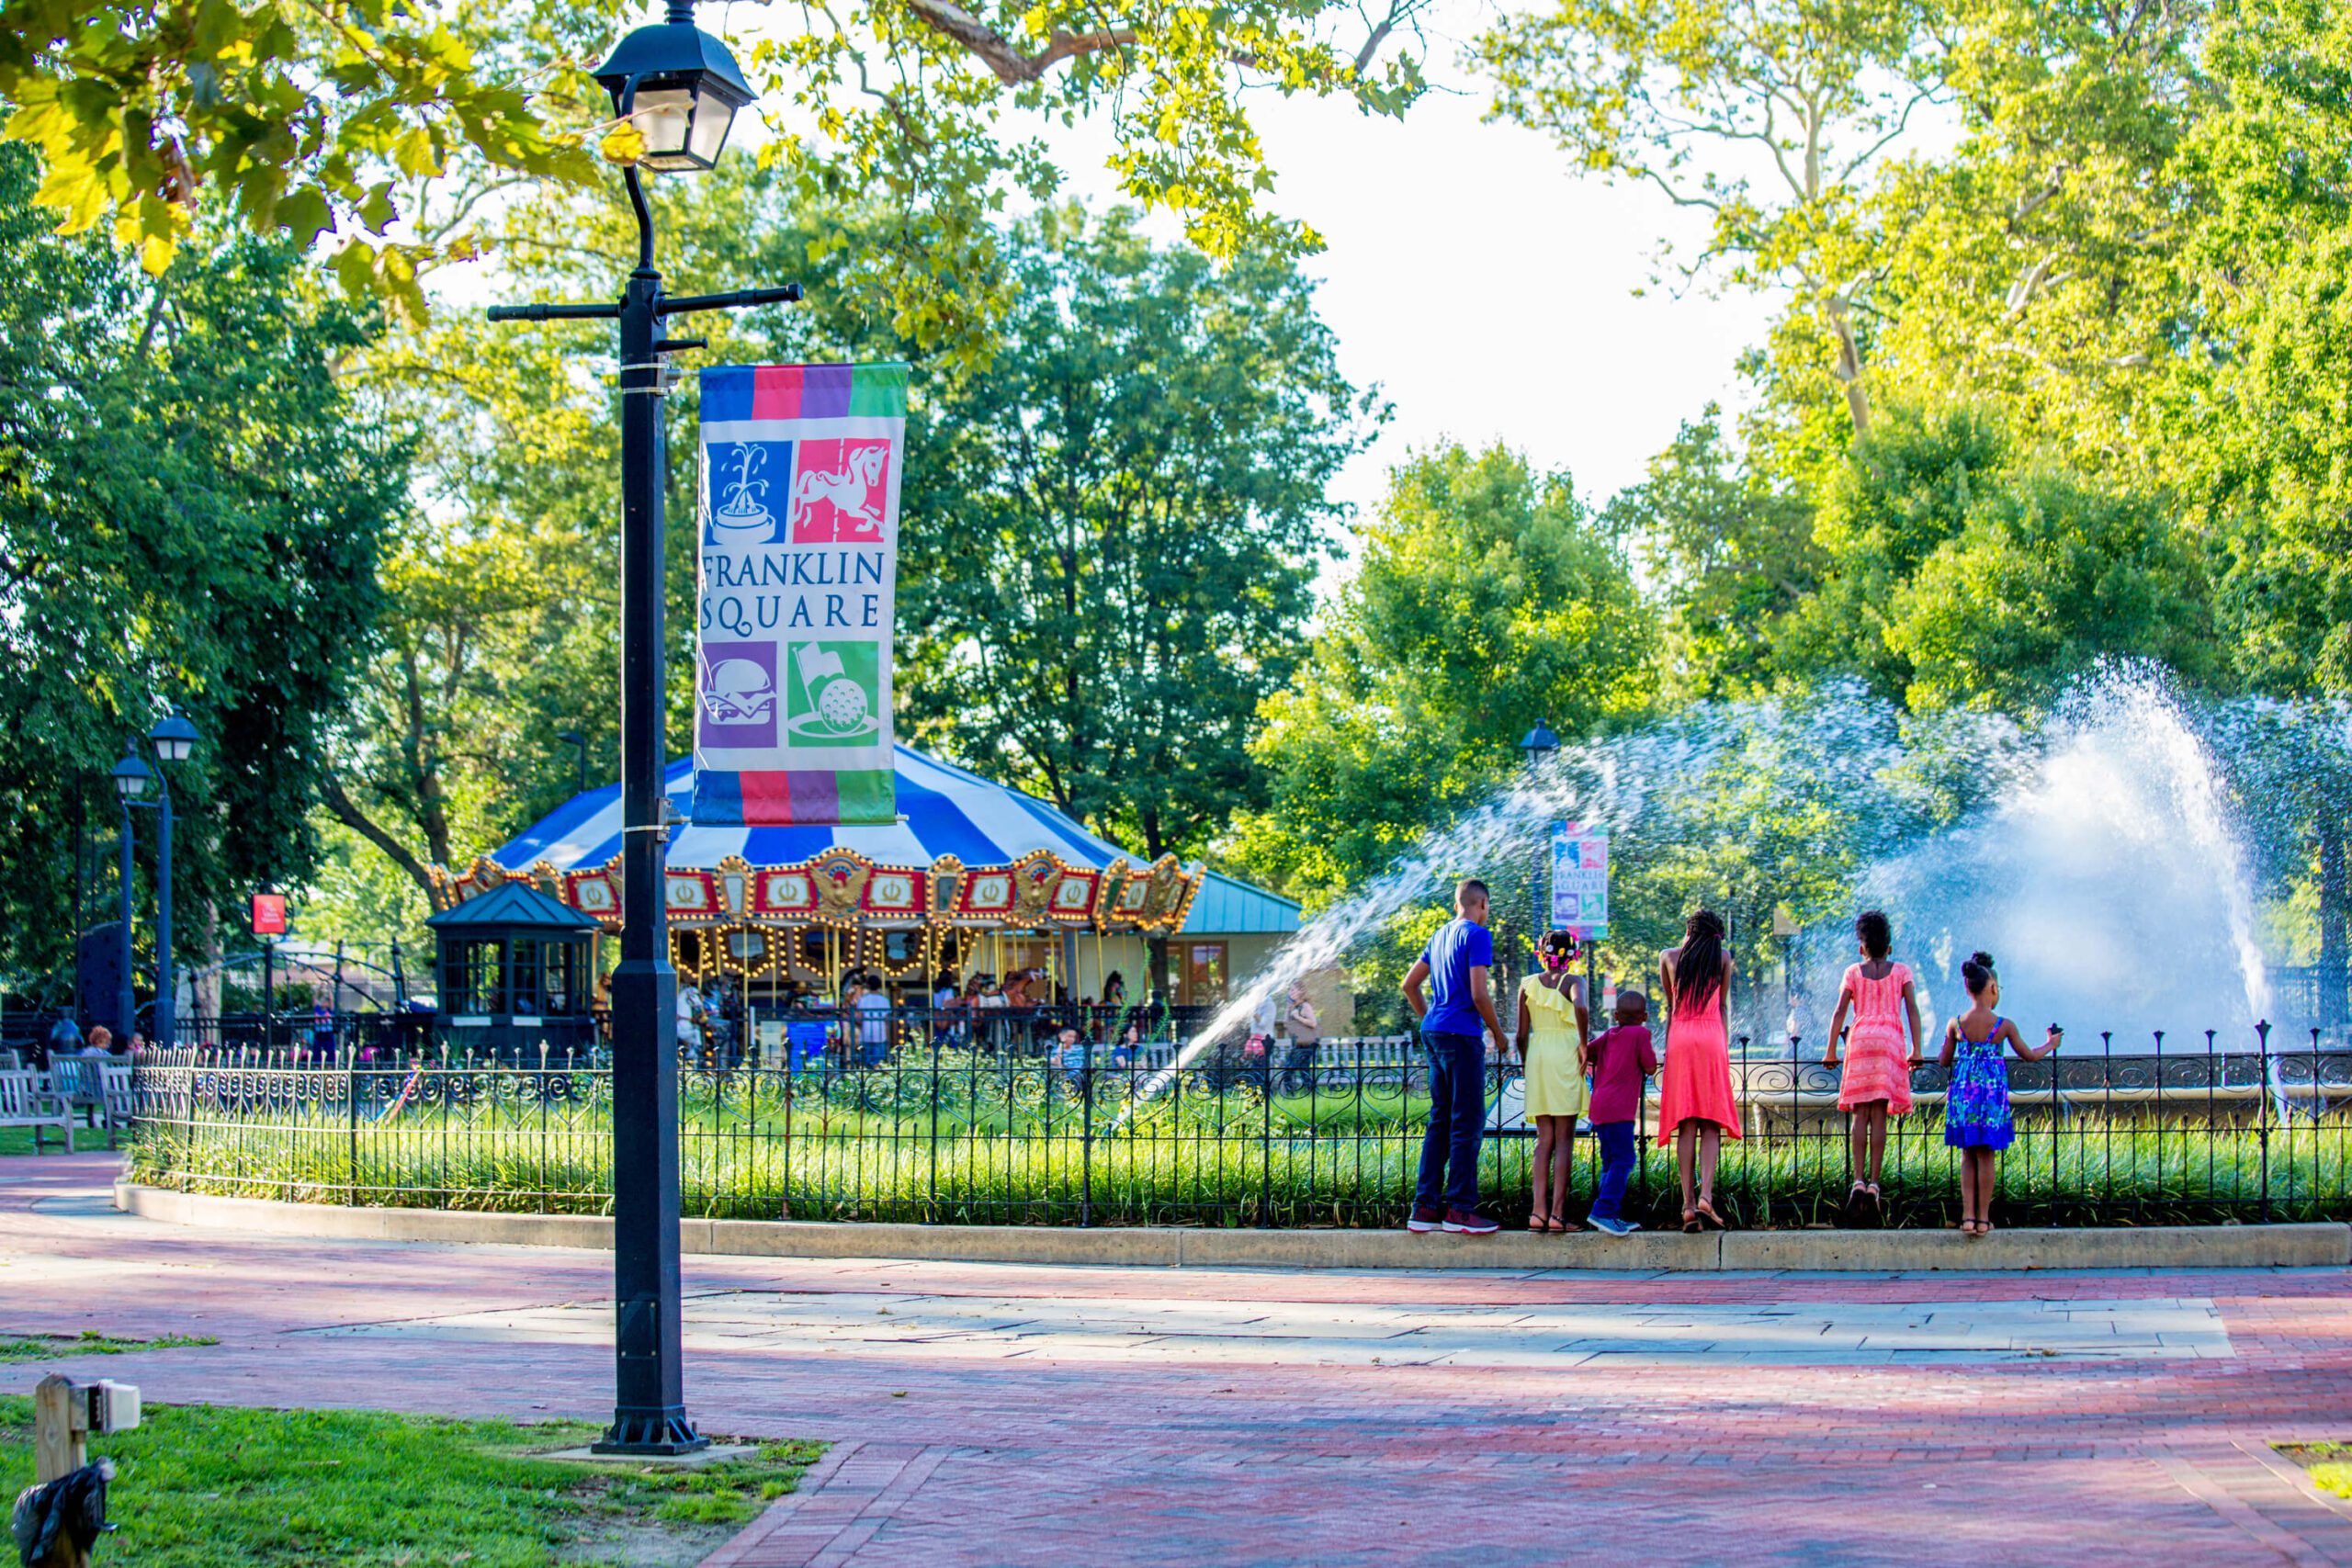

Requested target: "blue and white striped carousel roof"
[{"left": 492, "top": 746, "right": 1136, "bottom": 875}]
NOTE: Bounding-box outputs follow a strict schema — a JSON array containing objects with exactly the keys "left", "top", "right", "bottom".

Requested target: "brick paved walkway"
[{"left": 8, "top": 1152, "right": 2352, "bottom": 1565}]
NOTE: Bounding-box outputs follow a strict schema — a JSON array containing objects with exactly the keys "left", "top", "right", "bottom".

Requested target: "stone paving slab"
[
  {"left": 3, "top": 1154, "right": 2349, "bottom": 1565},
  {"left": 298, "top": 1290, "right": 2234, "bottom": 1368},
  {"left": 109, "top": 1180, "right": 2352, "bottom": 1270}
]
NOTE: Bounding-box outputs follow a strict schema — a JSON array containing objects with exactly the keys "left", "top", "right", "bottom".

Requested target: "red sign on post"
[{"left": 250, "top": 894, "right": 287, "bottom": 936}]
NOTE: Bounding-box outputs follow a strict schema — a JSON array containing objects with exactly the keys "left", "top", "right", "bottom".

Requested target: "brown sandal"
[
  {"left": 1695, "top": 1201, "right": 1726, "bottom": 1231},
  {"left": 1682, "top": 1208, "right": 1702, "bottom": 1234},
  {"left": 1529, "top": 1211, "right": 1551, "bottom": 1233},
  {"left": 1554, "top": 1216, "right": 1581, "bottom": 1233}
]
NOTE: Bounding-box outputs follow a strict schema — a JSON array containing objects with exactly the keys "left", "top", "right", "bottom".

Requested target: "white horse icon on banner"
[{"left": 788, "top": 438, "right": 892, "bottom": 543}]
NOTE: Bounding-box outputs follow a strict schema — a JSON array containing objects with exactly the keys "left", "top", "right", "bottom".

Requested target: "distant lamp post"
[
  {"left": 1518, "top": 719, "right": 1563, "bottom": 992},
  {"left": 107, "top": 710, "right": 199, "bottom": 1053},
  {"left": 557, "top": 730, "right": 589, "bottom": 798},
  {"left": 490, "top": 0, "right": 796, "bottom": 1460},
  {"left": 147, "top": 710, "right": 197, "bottom": 1051},
  {"left": 1771, "top": 905, "right": 1801, "bottom": 1054},
  {"left": 109, "top": 750, "right": 152, "bottom": 1043}
]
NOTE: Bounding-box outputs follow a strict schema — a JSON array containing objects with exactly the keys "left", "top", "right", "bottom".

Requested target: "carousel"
[{"left": 427, "top": 745, "right": 1214, "bottom": 1008}]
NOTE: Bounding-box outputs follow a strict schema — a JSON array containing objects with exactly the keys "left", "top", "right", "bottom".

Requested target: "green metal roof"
[
  {"left": 424, "top": 880, "right": 601, "bottom": 933},
  {"left": 1182, "top": 868, "right": 1301, "bottom": 935}
]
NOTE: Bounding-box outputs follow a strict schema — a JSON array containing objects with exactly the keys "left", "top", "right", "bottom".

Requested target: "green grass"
[
  {"left": 0, "top": 1395, "right": 823, "bottom": 1565},
  {"left": 128, "top": 1072, "right": 2352, "bottom": 1229},
  {"left": 2276, "top": 1443, "right": 2352, "bottom": 1502},
  {"left": 0, "top": 1123, "right": 76, "bottom": 1156},
  {"left": 0, "top": 1329, "right": 217, "bottom": 1362}
]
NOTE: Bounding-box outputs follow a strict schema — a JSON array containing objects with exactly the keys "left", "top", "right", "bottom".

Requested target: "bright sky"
[{"left": 1000, "top": 10, "right": 1782, "bottom": 526}]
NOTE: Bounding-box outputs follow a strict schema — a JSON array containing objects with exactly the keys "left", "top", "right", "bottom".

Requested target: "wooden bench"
[
  {"left": 0, "top": 1068, "right": 73, "bottom": 1153},
  {"left": 46, "top": 1058, "right": 134, "bottom": 1148}
]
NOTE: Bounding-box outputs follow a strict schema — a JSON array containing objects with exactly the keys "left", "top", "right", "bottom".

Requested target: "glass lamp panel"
[
  {"left": 686, "top": 93, "right": 735, "bottom": 165},
  {"left": 629, "top": 85, "right": 695, "bottom": 158}
]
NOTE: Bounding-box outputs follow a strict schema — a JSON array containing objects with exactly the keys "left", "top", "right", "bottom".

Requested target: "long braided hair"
[{"left": 1672, "top": 908, "right": 1728, "bottom": 1015}]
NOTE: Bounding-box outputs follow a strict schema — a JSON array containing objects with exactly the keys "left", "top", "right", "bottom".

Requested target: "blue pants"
[
  {"left": 1589, "top": 1121, "right": 1637, "bottom": 1222},
  {"left": 1415, "top": 1030, "right": 1487, "bottom": 1213}
]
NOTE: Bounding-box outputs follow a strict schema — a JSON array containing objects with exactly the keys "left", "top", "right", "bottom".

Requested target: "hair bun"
[{"left": 1969, "top": 951, "right": 1996, "bottom": 970}]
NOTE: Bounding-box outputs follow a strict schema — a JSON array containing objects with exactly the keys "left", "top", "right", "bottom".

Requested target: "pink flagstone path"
[{"left": 7, "top": 1152, "right": 2352, "bottom": 1565}]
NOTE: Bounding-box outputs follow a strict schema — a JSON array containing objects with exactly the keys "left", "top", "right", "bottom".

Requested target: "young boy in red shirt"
[{"left": 1584, "top": 988, "right": 1658, "bottom": 1235}]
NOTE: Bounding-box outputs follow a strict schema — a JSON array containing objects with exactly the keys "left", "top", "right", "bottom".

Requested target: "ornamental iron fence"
[{"left": 124, "top": 1016, "right": 2352, "bottom": 1231}]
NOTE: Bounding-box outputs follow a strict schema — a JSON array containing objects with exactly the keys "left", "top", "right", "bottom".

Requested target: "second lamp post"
[{"left": 110, "top": 707, "right": 200, "bottom": 1052}]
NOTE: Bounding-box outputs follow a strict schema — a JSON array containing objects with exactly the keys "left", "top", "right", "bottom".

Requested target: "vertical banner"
[
  {"left": 692, "top": 363, "right": 907, "bottom": 826},
  {"left": 1549, "top": 820, "right": 1610, "bottom": 940}
]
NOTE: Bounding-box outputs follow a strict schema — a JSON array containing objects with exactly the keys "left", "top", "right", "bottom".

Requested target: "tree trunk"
[
  {"left": 2321, "top": 817, "right": 2348, "bottom": 1028},
  {"left": 194, "top": 899, "right": 222, "bottom": 1036},
  {"left": 1826, "top": 295, "right": 1871, "bottom": 434}
]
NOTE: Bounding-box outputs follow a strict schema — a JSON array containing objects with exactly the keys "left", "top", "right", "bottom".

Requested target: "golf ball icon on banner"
[{"left": 691, "top": 363, "right": 907, "bottom": 828}]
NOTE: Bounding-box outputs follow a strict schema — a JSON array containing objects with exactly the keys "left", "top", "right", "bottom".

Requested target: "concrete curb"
[{"left": 112, "top": 1182, "right": 2350, "bottom": 1271}]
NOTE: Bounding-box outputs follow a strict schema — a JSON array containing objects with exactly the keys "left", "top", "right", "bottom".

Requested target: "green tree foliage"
[
  {"left": 2, "top": 0, "right": 1430, "bottom": 343},
  {"left": 2166, "top": 0, "right": 2352, "bottom": 1001},
  {"left": 1602, "top": 405, "right": 1817, "bottom": 698},
  {"left": 1774, "top": 403, "right": 2213, "bottom": 709},
  {"left": 1865, "top": 0, "right": 2200, "bottom": 472},
  {"left": 899, "top": 206, "right": 1373, "bottom": 861},
  {"left": 0, "top": 145, "right": 402, "bottom": 985},
  {"left": 1229, "top": 444, "right": 1658, "bottom": 903},
  {"left": 2175, "top": 0, "right": 2352, "bottom": 699},
  {"left": 0, "top": 0, "right": 609, "bottom": 304}
]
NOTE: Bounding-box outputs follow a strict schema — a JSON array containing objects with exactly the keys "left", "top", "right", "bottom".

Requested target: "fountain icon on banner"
[
  {"left": 699, "top": 640, "right": 779, "bottom": 749},
  {"left": 707, "top": 440, "right": 791, "bottom": 547}
]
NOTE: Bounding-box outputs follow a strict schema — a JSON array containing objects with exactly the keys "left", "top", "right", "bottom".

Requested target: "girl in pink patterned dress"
[{"left": 1822, "top": 909, "right": 1925, "bottom": 1216}]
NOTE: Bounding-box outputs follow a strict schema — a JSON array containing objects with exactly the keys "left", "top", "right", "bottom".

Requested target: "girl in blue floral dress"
[{"left": 1940, "top": 952, "right": 2063, "bottom": 1237}]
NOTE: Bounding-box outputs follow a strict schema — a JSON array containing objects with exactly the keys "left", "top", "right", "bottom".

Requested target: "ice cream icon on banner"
[
  {"left": 698, "top": 640, "right": 780, "bottom": 748},
  {"left": 786, "top": 642, "right": 880, "bottom": 742},
  {"left": 707, "top": 441, "right": 782, "bottom": 547}
]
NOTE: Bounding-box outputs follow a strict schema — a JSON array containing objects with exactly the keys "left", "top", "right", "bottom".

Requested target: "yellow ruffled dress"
[{"left": 1517, "top": 974, "right": 1589, "bottom": 1119}]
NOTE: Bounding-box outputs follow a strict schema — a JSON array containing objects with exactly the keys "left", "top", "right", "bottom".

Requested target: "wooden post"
[{"left": 34, "top": 1373, "right": 86, "bottom": 1482}]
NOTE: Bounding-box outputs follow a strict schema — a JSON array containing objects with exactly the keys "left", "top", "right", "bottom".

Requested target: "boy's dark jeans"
[
  {"left": 1589, "top": 1121, "right": 1638, "bottom": 1222},
  {"left": 1414, "top": 1030, "right": 1487, "bottom": 1213}
]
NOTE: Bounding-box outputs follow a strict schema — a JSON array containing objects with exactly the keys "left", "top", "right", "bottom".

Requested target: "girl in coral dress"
[
  {"left": 1822, "top": 909, "right": 1926, "bottom": 1217},
  {"left": 1657, "top": 908, "right": 1739, "bottom": 1233}
]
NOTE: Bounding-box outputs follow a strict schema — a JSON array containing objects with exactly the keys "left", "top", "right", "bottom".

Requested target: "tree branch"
[
  {"left": 320, "top": 773, "right": 435, "bottom": 894},
  {"left": 900, "top": 0, "right": 1137, "bottom": 85}
]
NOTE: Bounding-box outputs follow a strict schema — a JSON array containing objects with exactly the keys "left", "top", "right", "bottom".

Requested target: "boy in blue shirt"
[{"left": 1401, "top": 878, "right": 1509, "bottom": 1234}]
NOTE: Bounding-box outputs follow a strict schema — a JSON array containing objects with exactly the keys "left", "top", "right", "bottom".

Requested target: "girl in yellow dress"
[{"left": 1515, "top": 930, "right": 1591, "bottom": 1232}]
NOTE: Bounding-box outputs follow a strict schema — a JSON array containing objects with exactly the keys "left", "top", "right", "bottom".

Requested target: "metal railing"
[{"left": 122, "top": 1021, "right": 2352, "bottom": 1230}]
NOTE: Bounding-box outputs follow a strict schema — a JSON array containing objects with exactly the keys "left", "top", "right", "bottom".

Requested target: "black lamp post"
[
  {"left": 149, "top": 710, "right": 198, "bottom": 1053},
  {"left": 110, "top": 751, "right": 148, "bottom": 1043},
  {"left": 488, "top": 0, "right": 796, "bottom": 1458},
  {"left": 109, "top": 708, "right": 198, "bottom": 1051},
  {"left": 1518, "top": 719, "right": 1560, "bottom": 771}
]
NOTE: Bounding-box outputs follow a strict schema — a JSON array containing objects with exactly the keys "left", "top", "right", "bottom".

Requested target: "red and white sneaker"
[
  {"left": 1442, "top": 1208, "right": 1499, "bottom": 1235},
  {"left": 1406, "top": 1203, "right": 1444, "bottom": 1233}
]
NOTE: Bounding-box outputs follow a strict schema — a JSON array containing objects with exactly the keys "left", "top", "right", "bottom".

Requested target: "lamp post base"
[{"left": 593, "top": 1412, "right": 708, "bottom": 1456}]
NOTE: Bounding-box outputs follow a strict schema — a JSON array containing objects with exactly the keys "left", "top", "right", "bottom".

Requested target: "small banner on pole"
[
  {"left": 691, "top": 363, "right": 907, "bottom": 826},
  {"left": 1549, "top": 820, "right": 1610, "bottom": 941}
]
